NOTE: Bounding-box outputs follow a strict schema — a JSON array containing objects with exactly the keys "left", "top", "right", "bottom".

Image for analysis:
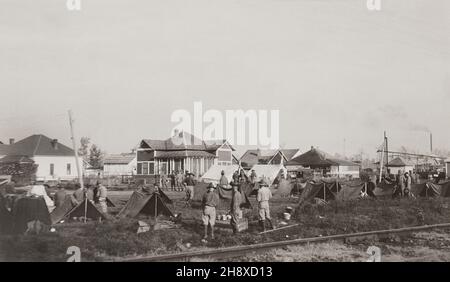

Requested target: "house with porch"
[{"left": 135, "top": 131, "right": 234, "bottom": 182}]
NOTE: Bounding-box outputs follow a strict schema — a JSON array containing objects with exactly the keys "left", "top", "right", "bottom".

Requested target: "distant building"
[
  {"left": 286, "top": 146, "right": 360, "bottom": 178},
  {"left": 103, "top": 153, "right": 137, "bottom": 176},
  {"left": 136, "top": 130, "right": 234, "bottom": 181},
  {"left": 386, "top": 157, "right": 415, "bottom": 175},
  {"left": 0, "top": 134, "right": 78, "bottom": 181},
  {"left": 239, "top": 149, "right": 301, "bottom": 170}
]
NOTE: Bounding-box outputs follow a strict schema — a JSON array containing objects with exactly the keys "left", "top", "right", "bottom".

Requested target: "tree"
[
  {"left": 78, "top": 137, "right": 90, "bottom": 162},
  {"left": 89, "top": 144, "right": 104, "bottom": 169}
]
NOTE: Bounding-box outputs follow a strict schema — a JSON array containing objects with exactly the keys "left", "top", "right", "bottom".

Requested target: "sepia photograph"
[{"left": 1, "top": 0, "right": 450, "bottom": 270}]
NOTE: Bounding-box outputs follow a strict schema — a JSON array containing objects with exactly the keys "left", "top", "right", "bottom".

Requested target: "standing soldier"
[
  {"left": 177, "top": 171, "right": 184, "bottom": 192},
  {"left": 54, "top": 185, "right": 67, "bottom": 208},
  {"left": 394, "top": 170, "right": 405, "bottom": 198},
  {"left": 257, "top": 179, "right": 273, "bottom": 231},
  {"left": 219, "top": 170, "right": 229, "bottom": 190},
  {"left": 250, "top": 170, "right": 257, "bottom": 188},
  {"left": 160, "top": 173, "right": 168, "bottom": 190},
  {"left": 404, "top": 172, "right": 412, "bottom": 197},
  {"left": 184, "top": 172, "right": 196, "bottom": 207},
  {"left": 201, "top": 183, "right": 219, "bottom": 240},
  {"left": 230, "top": 182, "right": 242, "bottom": 234},
  {"left": 97, "top": 183, "right": 108, "bottom": 213},
  {"left": 170, "top": 172, "right": 176, "bottom": 191}
]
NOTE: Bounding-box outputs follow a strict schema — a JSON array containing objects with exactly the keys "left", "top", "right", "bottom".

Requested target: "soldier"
[
  {"left": 230, "top": 183, "right": 242, "bottom": 234},
  {"left": 250, "top": 169, "right": 258, "bottom": 188},
  {"left": 257, "top": 179, "right": 274, "bottom": 231},
  {"left": 184, "top": 172, "right": 196, "bottom": 207},
  {"left": 97, "top": 183, "right": 108, "bottom": 213},
  {"left": 404, "top": 172, "right": 412, "bottom": 197},
  {"left": 219, "top": 170, "right": 229, "bottom": 189},
  {"left": 201, "top": 183, "right": 219, "bottom": 240}
]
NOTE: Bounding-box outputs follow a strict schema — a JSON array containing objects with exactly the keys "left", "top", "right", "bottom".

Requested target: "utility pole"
[
  {"left": 384, "top": 131, "right": 389, "bottom": 168},
  {"left": 69, "top": 110, "right": 86, "bottom": 223},
  {"left": 68, "top": 110, "right": 84, "bottom": 189}
]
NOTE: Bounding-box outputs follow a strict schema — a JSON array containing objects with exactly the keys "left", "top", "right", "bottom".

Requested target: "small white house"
[
  {"left": 103, "top": 153, "right": 137, "bottom": 176},
  {"left": 386, "top": 157, "right": 415, "bottom": 175},
  {"left": 0, "top": 134, "right": 79, "bottom": 181}
]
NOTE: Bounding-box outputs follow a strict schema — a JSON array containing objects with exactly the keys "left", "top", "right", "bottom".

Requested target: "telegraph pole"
[
  {"left": 69, "top": 110, "right": 86, "bottom": 223},
  {"left": 68, "top": 110, "right": 84, "bottom": 189}
]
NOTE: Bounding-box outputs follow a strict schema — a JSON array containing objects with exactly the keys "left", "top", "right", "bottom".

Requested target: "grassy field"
[{"left": 1, "top": 188, "right": 450, "bottom": 262}]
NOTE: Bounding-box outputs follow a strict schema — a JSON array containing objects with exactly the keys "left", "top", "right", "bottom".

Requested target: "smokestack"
[
  {"left": 9, "top": 138, "right": 14, "bottom": 145},
  {"left": 430, "top": 133, "right": 433, "bottom": 153}
]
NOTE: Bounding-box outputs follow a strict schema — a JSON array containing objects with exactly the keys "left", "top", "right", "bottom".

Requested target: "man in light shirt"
[{"left": 257, "top": 178, "right": 274, "bottom": 231}]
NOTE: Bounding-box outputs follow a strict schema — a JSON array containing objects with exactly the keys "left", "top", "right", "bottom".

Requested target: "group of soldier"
[
  {"left": 54, "top": 182, "right": 109, "bottom": 213},
  {"left": 392, "top": 170, "right": 414, "bottom": 198},
  {"left": 200, "top": 169, "right": 273, "bottom": 241}
]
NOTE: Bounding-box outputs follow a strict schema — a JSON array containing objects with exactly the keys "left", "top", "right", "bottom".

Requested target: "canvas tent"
[
  {"left": 26, "top": 185, "right": 54, "bottom": 210},
  {"left": 413, "top": 182, "right": 450, "bottom": 198},
  {"left": 0, "top": 196, "right": 12, "bottom": 234},
  {"left": 276, "top": 179, "right": 293, "bottom": 197},
  {"left": 11, "top": 196, "right": 52, "bottom": 234},
  {"left": 248, "top": 164, "right": 286, "bottom": 186},
  {"left": 201, "top": 164, "right": 242, "bottom": 184},
  {"left": 50, "top": 196, "right": 106, "bottom": 224},
  {"left": 336, "top": 183, "right": 366, "bottom": 200},
  {"left": 118, "top": 191, "right": 174, "bottom": 218},
  {"left": 298, "top": 181, "right": 341, "bottom": 205}
]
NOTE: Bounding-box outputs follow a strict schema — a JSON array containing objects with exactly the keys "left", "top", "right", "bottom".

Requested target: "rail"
[{"left": 111, "top": 222, "right": 450, "bottom": 262}]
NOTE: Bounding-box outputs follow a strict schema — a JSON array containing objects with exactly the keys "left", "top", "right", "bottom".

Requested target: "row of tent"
[
  {"left": 0, "top": 187, "right": 175, "bottom": 235},
  {"left": 376, "top": 179, "right": 450, "bottom": 198}
]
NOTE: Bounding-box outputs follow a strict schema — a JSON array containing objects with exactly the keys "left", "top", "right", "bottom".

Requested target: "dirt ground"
[{"left": 1, "top": 188, "right": 450, "bottom": 262}]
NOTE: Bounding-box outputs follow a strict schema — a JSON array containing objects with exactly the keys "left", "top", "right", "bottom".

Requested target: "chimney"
[
  {"left": 51, "top": 139, "right": 59, "bottom": 150},
  {"left": 173, "top": 129, "right": 179, "bottom": 137},
  {"left": 9, "top": 138, "right": 15, "bottom": 145}
]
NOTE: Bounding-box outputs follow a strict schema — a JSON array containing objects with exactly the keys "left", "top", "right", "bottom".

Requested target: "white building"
[
  {"left": 0, "top": 135, "right": 79, "bottom": 181},
  {"left": 103, "top": 153, "right": 137, "bottom": 176}
]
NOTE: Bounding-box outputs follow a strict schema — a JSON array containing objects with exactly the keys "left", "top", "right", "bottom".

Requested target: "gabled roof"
[
  {"left": 0, "top": 135, "right": 74, "bottom": 157},
  {"left": 387, "top": 157, "right": 415, "bottom": 167},
  {"left": 0, "top": 155, "right": 35, "bottom": 164},
  {"left": 287, "top": 147, "right": 359, "bottom": 167},
  {"left": 104, "top": 153, "right": 136, "bottom": 165},
  {"left": 140, "top": 131, "right": 234, "bottom": 152},
  {"left": 280, "top": 149, "right": 301, "bottom": 161},
  {"left": 240, "top": 149, "right": 277, "bottom": 168}
]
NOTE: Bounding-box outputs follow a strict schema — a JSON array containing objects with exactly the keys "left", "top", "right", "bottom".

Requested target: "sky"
[{"left": 0, "top": 0, "right": 449, "bottom": 159}]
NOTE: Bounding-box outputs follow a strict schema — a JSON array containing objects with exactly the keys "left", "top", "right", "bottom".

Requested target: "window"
[
  {"left": 50, "top": 164, "right": 55, "bottom": 176},
  {"left": 142, "top": 162, "right": 149, "bottom": 175},
  {"left": 149, "top": 162, "right": 155, "bottom": 175},
  {"left": 67, "top": 164, "right": 71, "bottom": 175},
  {"left": 218, "top": 150, "right": 232, "bottom": 162},
  {"left": 138, "top": 161, "right": 156, "bottom": 175}
]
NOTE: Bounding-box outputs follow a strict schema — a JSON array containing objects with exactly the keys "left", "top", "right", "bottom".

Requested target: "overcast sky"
[{"left": 0, "top": 0, "right": 449, "bottom": 158}]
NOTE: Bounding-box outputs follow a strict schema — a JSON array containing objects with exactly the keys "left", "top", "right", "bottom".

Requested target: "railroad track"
[{"left": 111, "top": 222, "right": 450, "bottom": 262}]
